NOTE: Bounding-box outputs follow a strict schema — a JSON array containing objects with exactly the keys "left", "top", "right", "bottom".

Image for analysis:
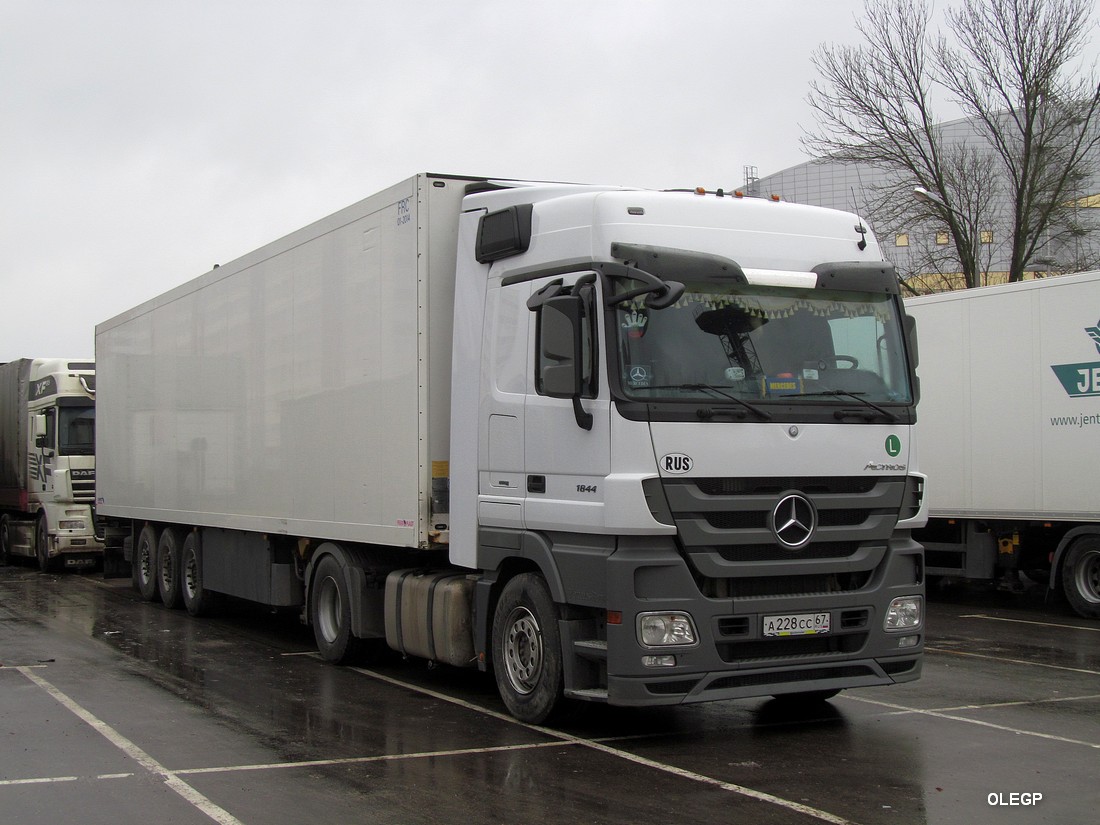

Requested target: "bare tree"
[{"left": 804, "top": 0, "right": 1100, "bottom": 289}]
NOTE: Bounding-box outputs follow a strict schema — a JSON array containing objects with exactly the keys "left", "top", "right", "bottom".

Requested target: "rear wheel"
[
  {"left": 1062, "top": 537, "right": 1100, "bottom": 618},
  {"left": 180, "top": 531, "right": 218, "bottom": 617},
  {"left": 133, "top": 524, "right": 160, "bottom": 601},
  {"left": 311, "top": 554, "right": 371, "bottom": 664},
  {"left": 157, "top": 528, "right": 184, "bottom": 609},
  {"left": 492, "top": 573, "right": 564, "bottom": 724}
]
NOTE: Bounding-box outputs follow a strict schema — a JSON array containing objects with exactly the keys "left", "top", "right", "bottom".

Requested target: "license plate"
[{"left": 762, "top": 612, "right": 831, "bottom": 637}]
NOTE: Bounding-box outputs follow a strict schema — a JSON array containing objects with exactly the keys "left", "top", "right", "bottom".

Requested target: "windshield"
[
  {"left": 612, "top": 279, "right": 913, "bottom": 405},
  {"left": 59, "top": 405, "right": 95, "bottom": 455}
]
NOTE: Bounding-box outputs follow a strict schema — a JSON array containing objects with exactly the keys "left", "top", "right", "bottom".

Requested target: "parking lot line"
[
  {"left": 958, "top": 614, "right": 1100, "bottom": 633},
  {"left": 15, "top": 667, "right": 245, "bottom": 825},
  {"left": 926, "top": 645, "right": 1100, "bottom": 676},
  {"left": 843, "top": 694, "right": 1100, "bottom": 750},
  {"left": 352, "top": 666, "right": 854, "bottom": 825}
]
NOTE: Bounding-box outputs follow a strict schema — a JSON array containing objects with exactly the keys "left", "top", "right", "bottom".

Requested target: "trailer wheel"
[
  {"left": 492, "top": 573, "right": 564, "bottom": 724},
  {"left": 180, "top": 531, "right": 218, "bottom": 617},
  {"left": 36, "top": 515, "right": 54, "bottom": 573},
  {"left": 133, "top": 524, "right": 160, "bottom": 601},
  {"left": 157, "top": 528, "right": 184, "bottom": 609},
  {"left": 311, "top": 555, "right": 370, "bottom": 664},
  {"left": 1062, "top": 537, "right": 1100, "bottom": 619}
]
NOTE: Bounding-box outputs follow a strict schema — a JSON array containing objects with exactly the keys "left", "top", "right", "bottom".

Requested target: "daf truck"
[
  {"left": 96, "top": 173, "right": 926, "bottom": 722},
  {"left": 908, "top": 271, "right": 1100, "bottom": 618},
  {"left": 0, "top": 358, "right": 102, "bottom": 570}
]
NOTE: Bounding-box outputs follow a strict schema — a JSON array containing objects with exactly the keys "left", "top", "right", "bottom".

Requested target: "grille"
[
  {"left": 71, "top": 481, "right": 96, "bottom": 503},
  {"left": 656, "top": 476, "right": 905, "bottom": 588},
  {"left": 717, "top": 633, "right": 867, "bottom": 662}
]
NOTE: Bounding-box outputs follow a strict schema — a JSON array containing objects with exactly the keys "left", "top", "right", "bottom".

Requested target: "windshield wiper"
[
  {"left": 637, "top": 383, "right": 772, "bottom": 421},
  {"left": 791, "top": 389, "right": 898, "bottom": 422}
]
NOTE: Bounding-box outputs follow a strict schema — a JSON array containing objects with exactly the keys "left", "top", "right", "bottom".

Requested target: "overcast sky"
[{"left": 3, "top": 1, "right": 1091, "bottom": 362}]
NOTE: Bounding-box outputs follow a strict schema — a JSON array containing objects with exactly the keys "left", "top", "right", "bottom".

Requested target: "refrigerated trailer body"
[
  {"left": 0, "top": 358, "right": 102, "bottom": 569},
  {"left": 907, "top": 271, "right": 1100, "bottom": 617},
  {"left": 96, "top": 173, "right": 927, "bottom": 721}
]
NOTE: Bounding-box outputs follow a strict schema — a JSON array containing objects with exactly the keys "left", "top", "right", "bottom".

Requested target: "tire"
[
  {"left": 157, "top": 528, "right": 184, "bottom": 609},
  {"left": 310, "top": 554, "right": 370, "bottom": 664},
  {"left": 491, "top": 573, "right": 564, "bottom": 724},
  {"left": 180, "top": 531, "right": 218, "bottom": 617},
  {"left": 133, "top": 524, "right": 160, "bottom": 601},
  {"left": 1062, "top": 537, "right": 1100, "bottom": 619},
  {"left": 36, "top": 514, "right": 53, "bottom": 573},
  {"left": 0, "top": 515, "right": 12, "bottom": 566}
]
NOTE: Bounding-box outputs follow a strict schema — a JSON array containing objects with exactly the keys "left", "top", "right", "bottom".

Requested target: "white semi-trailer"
[
  {"left": 0, "top": 358, "right": 102, "bottom": 570},
  {"left": 908, "top": 271, "right": 1100, "bottom": 618},
  {"left": 96, "top": 173, "right": 926, "bottom": 722}
]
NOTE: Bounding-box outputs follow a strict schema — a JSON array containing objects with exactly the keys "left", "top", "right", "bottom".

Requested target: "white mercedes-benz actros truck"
[{"left": 96, "top": 174, "right": 926, "bottom": 722}]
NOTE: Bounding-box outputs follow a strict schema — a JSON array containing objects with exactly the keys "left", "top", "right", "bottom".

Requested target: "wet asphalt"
[{"left": 1, "top": 565, "right": 1097, "bottom": 825}]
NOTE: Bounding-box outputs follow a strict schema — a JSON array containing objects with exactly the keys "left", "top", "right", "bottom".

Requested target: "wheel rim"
[
  {"left": 1073, "top": 549, "right": 1100, "bottom": 604},
  {"left": 316, "top": 576, "right": 342, "bottom": 644},
  {"left": 503, "top": 606, "right": 543, "bottom": 695}
]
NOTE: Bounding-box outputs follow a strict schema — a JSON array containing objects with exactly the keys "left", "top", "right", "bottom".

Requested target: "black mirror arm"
[{"left": 572, "top": 397, "right": 593, "bottom": 430}]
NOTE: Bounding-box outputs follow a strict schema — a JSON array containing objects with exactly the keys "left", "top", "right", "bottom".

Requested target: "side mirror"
[
  {"left": 904, "top": 314, "right": 918, "bottom": 369},
  {"left": 538, "top": 295, "right": 594, "bottom": 430},
  {"left": 539, "top": 295, "right": 585, "bottom": 398}
]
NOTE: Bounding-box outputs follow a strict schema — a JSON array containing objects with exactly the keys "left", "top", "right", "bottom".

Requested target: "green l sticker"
[{"left": 885, "top": 435, "right": 902, "bottom": 457}]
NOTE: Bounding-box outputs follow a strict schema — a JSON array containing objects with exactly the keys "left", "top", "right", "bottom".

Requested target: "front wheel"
[
  {"left": 1062, "top": 538, "right": 1100, "bottom": 618},
  {"left": 491, "top": 573, "right": 564, "bottom": 724},
  {"left": 36, "top": 515, "right": 53, "bottom": 573}
]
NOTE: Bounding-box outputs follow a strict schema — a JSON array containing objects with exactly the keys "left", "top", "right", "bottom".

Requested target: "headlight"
[
  {"left": 637, "top": 612, "right": 698, "bottom": 647},
  {"left": 885, "top": 596, "right": 923, "bottom": 630},
  {"left": 58, "top": 520, "right": 86, "bottom": 530}
]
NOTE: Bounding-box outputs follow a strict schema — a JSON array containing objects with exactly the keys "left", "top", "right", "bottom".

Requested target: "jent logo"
[
  {"left": 1051, "top": 319, "right": 1100, "bottom": 397},
  {"left": 661, "top": 453, "right": 693, "bottom": 474}
]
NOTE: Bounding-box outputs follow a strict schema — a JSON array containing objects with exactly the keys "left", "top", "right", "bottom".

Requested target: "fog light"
[
  {"left": 885, "top": 596, "right": 923, "bottom": 630},
  {"left": 898, "top": 635, "right": 920, "bottom": 649},
  {"left": 638, "top": 612, "right": 698, "bottom": 647},
  {"left": 59, "top": 520, "right": 85, "bottom": 530},
  {"left": 642, "top": 655, "right": 677, "bottom": 668}
]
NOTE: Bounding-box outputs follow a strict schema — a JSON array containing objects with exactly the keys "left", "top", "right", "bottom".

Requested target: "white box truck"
[
  {"left": 907, "top": 271, "right": 1100, "bottom": 618},
  {"left": 96, "top": 173, "right": 927, "bottom": 722},
  {"left": 0, "top": 358, "right": 103, "bottom": 570}
]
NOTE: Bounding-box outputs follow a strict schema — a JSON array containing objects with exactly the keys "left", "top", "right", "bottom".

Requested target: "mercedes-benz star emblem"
[{"left": 772, "top": 493, "right": 817, "bottom": 549}]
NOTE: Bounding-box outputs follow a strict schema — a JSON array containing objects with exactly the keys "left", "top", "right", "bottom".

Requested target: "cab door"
[{"left": 522, "top": 273, "right": 611, "bottom": 532}]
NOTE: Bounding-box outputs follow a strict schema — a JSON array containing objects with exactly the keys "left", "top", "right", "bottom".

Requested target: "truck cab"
[
  {"left": 0, "top": 359, "right": 103, "bottom": 570},
  {"left": 450, "top": 184, "right": 927, "bottom": 720}
]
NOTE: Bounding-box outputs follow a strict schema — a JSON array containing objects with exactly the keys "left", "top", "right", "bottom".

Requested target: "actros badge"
[{"left": 660, "top": 453, "right": 694, "bottom": 474}]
